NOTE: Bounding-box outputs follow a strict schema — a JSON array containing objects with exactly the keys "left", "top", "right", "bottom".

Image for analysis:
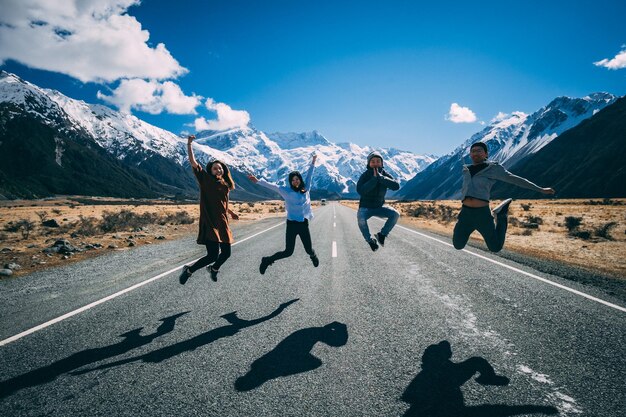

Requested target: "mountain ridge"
[
  {"left": 0, "top": 71, "right": 434, "bottom": 199},
  {"left": 395, "top": 92, "right": 618, "bottom": 200}
]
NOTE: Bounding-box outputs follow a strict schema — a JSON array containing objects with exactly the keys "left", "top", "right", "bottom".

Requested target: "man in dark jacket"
[{"left": 356, "top": 151, "right": 401, "bottom": 251}]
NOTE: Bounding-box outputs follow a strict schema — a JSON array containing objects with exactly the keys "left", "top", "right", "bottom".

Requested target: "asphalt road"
[{"left": 1, "top": 203, "right": 625, "bottom": 417}]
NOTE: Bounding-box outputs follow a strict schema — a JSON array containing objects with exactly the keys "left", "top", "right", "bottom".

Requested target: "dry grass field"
[
  {"left": 1, "top": 197, "right": 624, "bottom": 280},
  {"left": 0, "top": 197, "right": 293, "bottom": 277},
  {"left": 341, "top": 199, "right": 626, "bottom": 279}
]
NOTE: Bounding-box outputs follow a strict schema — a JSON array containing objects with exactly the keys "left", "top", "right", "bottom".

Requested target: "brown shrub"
[
  {"left": 75, "top": 215, "right": 100, "bottom": 236},
  {"left": 36, "top": 211, "right": 49, "bottom": 222},
  {"left": 594, "top": 222, "right": 617, "bottom": 240},
  {"left": 101, "top": 210, "right": 160, "bottom": 233},
  {"left": 564, "top": 216, "right": 583, "bottom": 232},
  {"left": 525, "top": 215, "right": 543, "bottom": 225},
  {"left": 164, "top": 211, "right": 194, "bottom": 225}
]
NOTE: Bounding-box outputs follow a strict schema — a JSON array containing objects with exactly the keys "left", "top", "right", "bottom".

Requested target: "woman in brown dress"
[{"left": 179, "top": 135, "right": 239, "bottom": 284}]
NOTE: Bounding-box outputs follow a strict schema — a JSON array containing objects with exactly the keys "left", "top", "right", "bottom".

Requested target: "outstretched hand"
[
  {"left": 187, "top": 134, "right": 196, "bottom": 143},
  {"left": 247, "top": 174, "right": 259, "bottom": 184},
  {"left": 311, "top": 153, "right": 317, "bottom": 164}
]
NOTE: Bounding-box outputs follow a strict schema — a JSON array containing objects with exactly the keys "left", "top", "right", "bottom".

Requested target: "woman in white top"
[{"left": 248, "top": 154, "right": 319, "bottom": 274}]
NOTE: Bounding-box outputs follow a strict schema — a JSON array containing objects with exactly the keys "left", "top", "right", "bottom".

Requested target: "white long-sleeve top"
[{"left": 257, "top": 163, "right": 315, "bottom": 222}]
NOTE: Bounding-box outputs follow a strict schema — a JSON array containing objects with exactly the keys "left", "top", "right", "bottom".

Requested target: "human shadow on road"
[
  {"left": 72, "top": 298, "right": 300, "bottom": 374},
  {"left": 401, "top": 340, "right": 558, "bottom": 417},
  {"left": 235, "top": 321, "right": 348, "bottom": 391},
  {"left": 0, "top": 312, "right": 189, "bottom": 400}
]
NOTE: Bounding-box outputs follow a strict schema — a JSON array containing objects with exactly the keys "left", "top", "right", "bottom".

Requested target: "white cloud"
[
  {"left": 97, "top": 79, "right": 202, "bottom": 114},
  {"left": 193, "top": 98, "right": 250, "bottom": 131},
  {"left": 491, "top": 112, "right": 509, "bottom": 123},
  {"left": 446, "top": 103, "right": 477, "bottom": 123},
  {"left": 490, "top": 111, "right": 528, "bottom": 124},
  {"left": 0, "top": 1, "right": 253, "bottom": 123},
  {"left": 0, "top": 0, "right": 187, "bottom": 82},
  {"left": 594, "top": 47, "right": 626, "bottom": 70}
]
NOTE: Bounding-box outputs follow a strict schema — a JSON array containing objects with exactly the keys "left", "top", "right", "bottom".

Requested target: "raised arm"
[
  {"left": 187, "top": 135, "right": 200, "bottom": 170},
  {"left": 304, "top": 153, "right": 317, "bottom": 188},
  {"left": 248, "top": 174, "right": 283, "bottom": 195},
  {"left": 492, "top": 164, "right": 555, "bottom": 194}
]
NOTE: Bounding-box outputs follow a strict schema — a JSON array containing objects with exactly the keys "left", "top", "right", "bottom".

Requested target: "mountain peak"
[
  {"left": 583, "top": 92, "right": 616, "bottom": 103},
  {"left": 544, "top": 92, "right": 617, "bottom": 112},
  {"left": 267, "top": 130, "right": 332, "bottom": 149}
]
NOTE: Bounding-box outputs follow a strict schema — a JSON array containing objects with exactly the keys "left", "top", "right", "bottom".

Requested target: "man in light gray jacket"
[{"left": 453, "top": 142, "right": 555, "bottom": 252}]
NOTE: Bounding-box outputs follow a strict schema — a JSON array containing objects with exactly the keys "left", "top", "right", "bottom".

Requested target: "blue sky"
[{"left": 1, "top": 0, "right": 625, "bottom": 155}]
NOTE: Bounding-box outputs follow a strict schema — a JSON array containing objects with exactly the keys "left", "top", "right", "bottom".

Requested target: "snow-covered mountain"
[
  {"left": 396, "top": 92, "right": 618, "bottom": 200},
  {"left": 0, "top": 71, "right": 188, "bottom": 162},
  {"left": 1, "top": 71, "right": 209, "bottom": 198},
  {"left": 494, "top": 96, "right": 626, "bottom": 198},
  {"left": 0, "top": 71, "right": 435, "bottom": 198},
  {"left": 195, "top": 128, "right": 436, "bottom": 195},
  {"left": 466, "top": 93, "right": 616, "bottom": 168}
]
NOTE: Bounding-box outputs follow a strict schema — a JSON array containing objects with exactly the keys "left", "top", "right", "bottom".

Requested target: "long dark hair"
[
  {"left": 288, "top": 171, "right": 306, "bottom": 193},
  {"left": 207, "top": 160, "right": 235, "bottom": 191}
]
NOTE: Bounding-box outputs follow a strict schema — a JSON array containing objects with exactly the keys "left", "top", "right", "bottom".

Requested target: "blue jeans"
[{"left": 357, "top": 206, "right": 400, "bottom": 242}]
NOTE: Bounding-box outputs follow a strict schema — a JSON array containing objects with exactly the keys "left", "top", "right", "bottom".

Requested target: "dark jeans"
[
  {"left": 268, "top": 219, "right": 316, "bottom": 262},
  {"left": 189, "top": 241, "right": 231, "bottom": 272},
  {"left": 452, "top": 205, "right": 508, "bottom": 252}
]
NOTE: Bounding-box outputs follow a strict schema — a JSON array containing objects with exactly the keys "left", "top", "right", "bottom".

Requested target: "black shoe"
[
  {"left": 179, "top": 265, "right": 192, "bottom": 285},
  {"left": 492, "top": 198, "right": 513, "bottom": 217},
  {"left": 209, "top": 266, "right": 219, "bottom": 282},
  {"left": 311, "top": 253, "right": 319, "bottom": 267},
  {"left": 376, "top": 232, "right": 386, "bottom": 246},
  {"left": 368, "top": 238, "right": 379, "bottom": 252},
  {"left": 259, "top": 257, "right": 272, "bottom": 275}
]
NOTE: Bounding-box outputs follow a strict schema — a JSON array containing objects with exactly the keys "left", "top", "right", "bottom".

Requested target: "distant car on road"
[{"left": 320, "top": 199, "right": 327, "bottom": 205}]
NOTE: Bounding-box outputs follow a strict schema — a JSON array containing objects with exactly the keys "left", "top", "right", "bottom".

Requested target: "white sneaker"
[{"left": 492, "top": 198, "right": 513, "bottom": 216}]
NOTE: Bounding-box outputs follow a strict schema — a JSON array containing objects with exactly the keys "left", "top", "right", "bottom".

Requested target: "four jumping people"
[{"left": 181, "top": 136, "right": 555, "bottom": 281}]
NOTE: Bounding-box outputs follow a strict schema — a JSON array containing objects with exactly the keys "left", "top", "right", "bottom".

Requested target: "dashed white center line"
[{"left": 332, "top": 241, "right": 337, "bottom": 258}]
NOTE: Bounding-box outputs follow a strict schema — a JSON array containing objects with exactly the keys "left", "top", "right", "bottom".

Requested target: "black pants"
[
  {"left": 268, "top": 219, "right": 316, "bottom": 262},
  {"left": 452, "top": 205, "right": 508, "bottom": 252},
  {"left": 189, "top": 241, "right": 231, "bottom": 273}
]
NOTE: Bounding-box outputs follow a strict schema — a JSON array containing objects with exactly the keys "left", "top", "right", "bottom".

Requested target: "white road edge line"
[
  {"left": 332, "top": 241, "right": 338, "bottom": 258},
  {"left": 0, "top": 221, "right": 286, "bottom": 347},
  {"left": 336, "top": 201, "right": 626, "bottom": 313},
  {"left": 393, "top": 222, "right": 626, "bottom": 313}
]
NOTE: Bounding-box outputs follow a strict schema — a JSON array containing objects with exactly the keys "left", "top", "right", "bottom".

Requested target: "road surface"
[{"left": 1, "top": 203, "right": 624, "bottom": 416}]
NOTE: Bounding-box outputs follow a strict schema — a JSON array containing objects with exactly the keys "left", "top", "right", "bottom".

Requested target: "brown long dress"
[{"left": 193, "top": 166, "right": 234, "bottom": 244}]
